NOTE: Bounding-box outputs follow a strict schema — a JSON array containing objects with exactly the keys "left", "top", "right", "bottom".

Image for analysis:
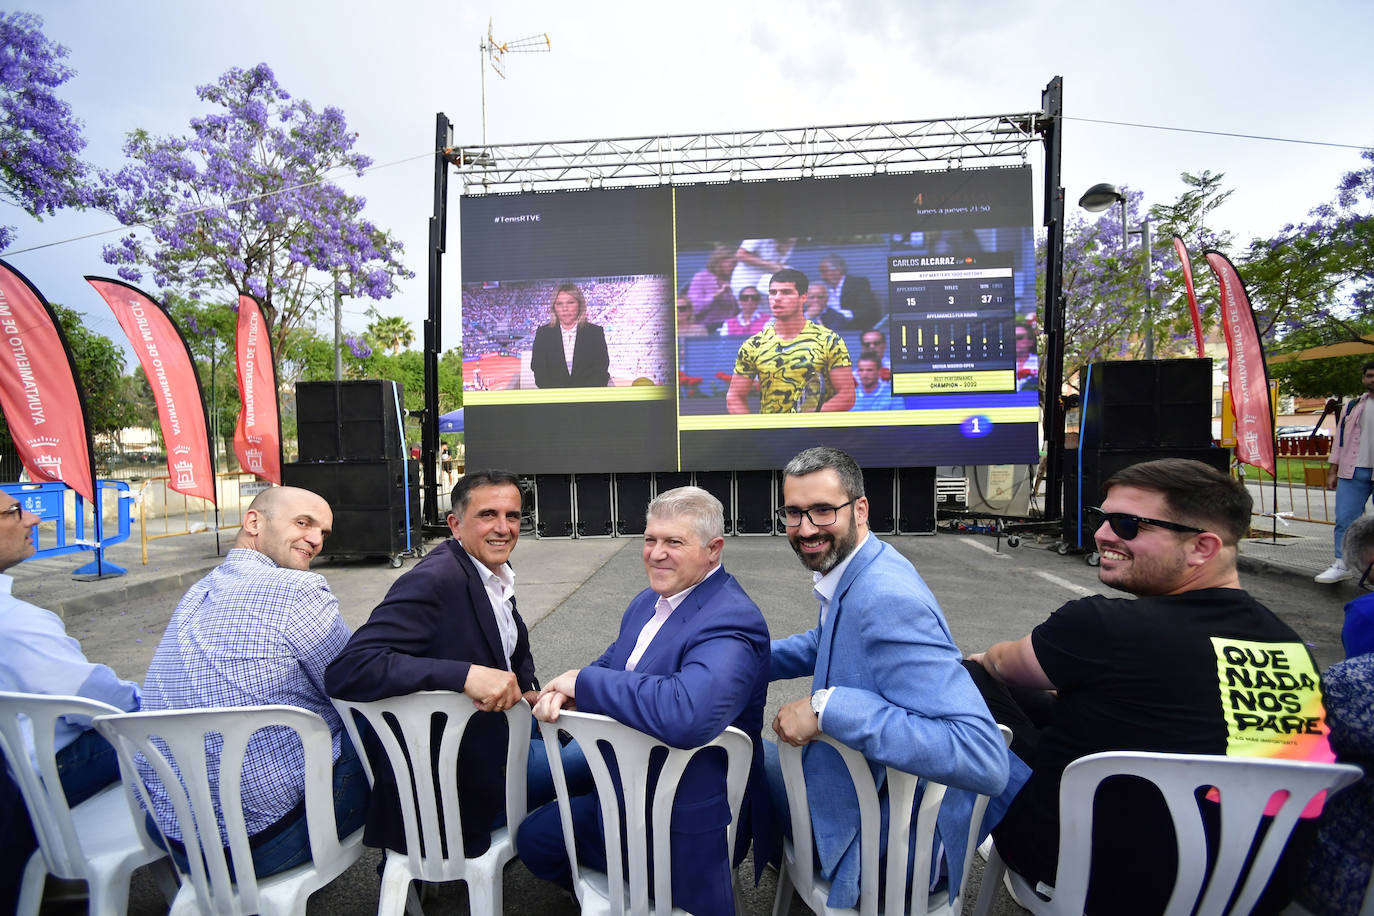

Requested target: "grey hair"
[
  {"left": 646, "top": 486, "right": 724, "bottom": 544},
  {"left": 782, "top": 447, "right": 865, "bottom": 500},
  {"left": 1344, "top": 515, "right": 1374, "bottom": 573}
]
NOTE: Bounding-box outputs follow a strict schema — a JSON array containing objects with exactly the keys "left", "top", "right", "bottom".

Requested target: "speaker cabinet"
[
  {"left": 863, "top": 468, "right": 897, "bottom": 534},
  {"left": 296, "top": 380, "right": 405, "bottom": 462},
  {"left": 1063, "top": 446, "right": 1233, "bottom": 550},
  {"left": 896, "top": 467, "right": 937, "bottom": 534},
  {"left": 1080, "top": 359, "right": 1212, "bottom": 451},
  {"left": 534, "top": 474, "right": 574, "bottom": 538},
  {"left": 694, "top": 472, "right": 734, "bottom": 535},
  {"left": 613, "top": 473, "right": 653, "bottom": 536},
  {"left": 734, "top": 470, "right": 775, "bottom": 535},
  {"left": 654, "top": 472, "right": 692, "bottom": 496},
  {"left": 281, "top": 459, "right": 419, "bottom": 560},
  {"left": 574, "top": 474, "right": 613, "bottom": 537}
]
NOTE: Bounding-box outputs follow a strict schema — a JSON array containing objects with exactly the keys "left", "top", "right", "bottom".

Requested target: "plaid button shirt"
[{"left": 140, "top": 548, "right": 350, "bottom": 843}]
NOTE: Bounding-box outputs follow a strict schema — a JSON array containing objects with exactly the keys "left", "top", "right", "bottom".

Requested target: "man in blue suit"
[
  {"left": 768, "top": 447, "right": 1014, "bottom": 909},
  {"left": 516, "top": 486, "right": 770, "bottom": 916}
]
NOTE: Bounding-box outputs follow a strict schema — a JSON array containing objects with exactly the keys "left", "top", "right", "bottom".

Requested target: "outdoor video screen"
[{"left": 459, "top": 166, "right": 1039, "bottom": 472}]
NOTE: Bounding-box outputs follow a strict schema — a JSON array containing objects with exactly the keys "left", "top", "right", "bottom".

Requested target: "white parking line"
[
  {"left": 1034, "top": 571, "right": 1095, "bottom": 597},
  {"left": 956, "top": 538, "right": 1010, "bottom": 558}
]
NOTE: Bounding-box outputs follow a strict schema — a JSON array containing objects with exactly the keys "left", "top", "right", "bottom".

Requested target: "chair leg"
[
  {"left": 971, "top": 845, "right": 1006, "bottom": 916},
  {"left": 14, "top": 852, "right": 46, "bottom": 916},
  {"left": 466, "top": 866, "right": 503, "bottom": 916},
  {"left": 378, "top": 855, "right": 417, "bottom": 916},
  {"left": 770, "top": 864, "right": 795, "bottom": 916}
]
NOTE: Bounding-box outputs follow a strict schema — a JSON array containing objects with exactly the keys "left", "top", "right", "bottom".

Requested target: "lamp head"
[{"left": 1078, "top": 182, "right": 1125, "bottom": 213}]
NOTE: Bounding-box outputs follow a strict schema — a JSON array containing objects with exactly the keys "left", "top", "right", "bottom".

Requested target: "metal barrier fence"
[
  {"left": 1, "top": 479, "right": 133, "bottom": 576},
  {"left": 137, "top": 472, "right": 267, "bottom": 564},
  {"left": 1242, "top": 437, "right": 1334, "bottom": 526}
]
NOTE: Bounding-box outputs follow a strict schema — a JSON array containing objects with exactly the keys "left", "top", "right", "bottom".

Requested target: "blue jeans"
[
  {"left": 155, "top": 736, "right": 370, "bottom": 880},
  {"left": 1334, "top": 467, "right": 1373, "bottom": 558}
]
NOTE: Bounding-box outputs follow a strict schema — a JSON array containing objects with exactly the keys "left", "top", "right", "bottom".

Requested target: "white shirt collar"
[
  {"left": 812, "top": 531, "right": 870, "bottom": 603},
  {"left": 661, "top": 563, "right": 721, "bottom": 610}
]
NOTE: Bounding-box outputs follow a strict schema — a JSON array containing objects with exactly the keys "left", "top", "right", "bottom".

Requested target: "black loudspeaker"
[
  {"left": 296, "top": 380, "right": 404, "bottom": 462},
  {"left": 896, "top": 467, "right": 937, "bottom": 534},
  {"left": 1063, "top": 446, "right": 1233, "bottom": 550},
  {"left": 535, "top": 474, "right": 574, "bottom": 538},
  {"left": 614, "top": 473, "right": 653, "bottom": 536},
  {"left": 654, "top": 472, "right": 692, "bottom": 495},
  {"left": 1080, "top": 359, "right": 1212, "bottom": 451},
  {"left": 734, "top": 470, "right": 774, "bottom": 535},
  {"left": 863, "top": 468, "right": 897, "bottom": 534},
  {"left": 281, "top": 459, "right": 420, "bottom": 561},
  {"left": 574, "top": 474, "right": 613, "bottom": 537},
  {"left": 694, "top": 472, "right": 734, "bottom": 535}
]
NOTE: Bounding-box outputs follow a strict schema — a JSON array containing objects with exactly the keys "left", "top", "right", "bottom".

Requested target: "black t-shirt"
[{"left": 993, "top": 589, "right": 1327, "bottom": 914}]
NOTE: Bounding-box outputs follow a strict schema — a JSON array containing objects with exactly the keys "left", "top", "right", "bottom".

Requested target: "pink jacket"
[{"left": 1331, "top": 393, "right": 1370, "bottom": 478}]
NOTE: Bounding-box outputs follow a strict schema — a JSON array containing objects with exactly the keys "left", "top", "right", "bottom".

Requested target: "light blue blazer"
[{"left": 771, "top": 534, "right": 1018, "bottom": 908}]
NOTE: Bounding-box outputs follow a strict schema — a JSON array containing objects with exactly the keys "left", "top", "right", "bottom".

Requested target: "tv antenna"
[{"left": 479, "top": 17, "right": 551, "bottom": 147}]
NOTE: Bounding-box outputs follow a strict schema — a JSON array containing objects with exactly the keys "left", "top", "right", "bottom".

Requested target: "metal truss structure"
[{"left": 448, "top": 112, "right": 1042, "bottom": 194}]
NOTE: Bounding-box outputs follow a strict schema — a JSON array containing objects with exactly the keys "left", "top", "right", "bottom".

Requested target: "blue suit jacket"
[
  {"left": 771, "top": 535, "right": 1016, "bottom": 907},
  {"left": 574, "top": 567, "right": 771, "bottom": 914},
  {"left": 324, "top": 539, "right": 538, "bottom": 855}
]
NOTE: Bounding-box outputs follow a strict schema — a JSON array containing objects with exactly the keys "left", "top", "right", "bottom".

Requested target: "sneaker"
[{"left": 1315, "top": 560, "right": 1350, "bottom": 584}]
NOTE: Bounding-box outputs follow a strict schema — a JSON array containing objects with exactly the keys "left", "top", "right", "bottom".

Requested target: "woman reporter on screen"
[{"left": 530, "top": 283, "right": 611, "bottom": 388}]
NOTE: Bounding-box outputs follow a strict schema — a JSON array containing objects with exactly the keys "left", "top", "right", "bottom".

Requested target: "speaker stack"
[
  {"left": 284, "top": 380, "right": 420, "bottom": 564},
  {"left": 1066, "top": 359, "right": 1229, "bottom": 549}
]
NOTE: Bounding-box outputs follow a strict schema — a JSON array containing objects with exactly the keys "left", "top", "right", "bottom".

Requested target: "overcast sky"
[{"left": 4, "top": 0, "right": 1371, "bottom": 364}]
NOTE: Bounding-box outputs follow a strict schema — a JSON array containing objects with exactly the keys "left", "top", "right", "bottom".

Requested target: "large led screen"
[{"left": 458, "top": 166, "right": 1039, "bottom": 472}]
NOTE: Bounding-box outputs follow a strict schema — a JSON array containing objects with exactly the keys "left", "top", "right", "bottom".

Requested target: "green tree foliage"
[{"left": 365, "top": 310, "right": 415, "bottom": 355}]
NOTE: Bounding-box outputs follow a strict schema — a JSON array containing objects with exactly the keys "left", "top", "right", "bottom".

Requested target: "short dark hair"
[
  {"left": 1363, "top": 359, "right": 1374, "bottom": 373},
  {"left": 861, "top": 329, "right": 886, "bottom": 343},
  {"left": 451, "top": 469, "right": 522, "bottom": 518},
  {"left": 857, "top": 350, "right": 881, "bottom": 367},
  {"left": 783, "top": 446, "right": 865, "bottom": 500},
  {"left": 770, "top": 268, "right": 808, "bottom": 295},
  {"left": 1103, "top": 458, "right": 1250, "bottom": 545}
]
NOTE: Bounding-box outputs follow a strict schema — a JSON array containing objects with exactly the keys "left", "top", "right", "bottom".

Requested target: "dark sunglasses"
[
  {"left": 1085, "top": 506, "right": 1205, "bottom": 540},
  {"left": 740, "top": 294, "right": 761, "bottom": 301}
]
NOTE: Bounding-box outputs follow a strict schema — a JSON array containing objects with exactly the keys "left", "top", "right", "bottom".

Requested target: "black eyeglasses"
[
  {"left": 0, "top": 504, "right": 24, "bottom": 521},
  {"left": 776, "top": 500, "right": 855, "bottom": 528},
  {"left": 1085, "top": 506, "right": 1205, "bottom": 540}
]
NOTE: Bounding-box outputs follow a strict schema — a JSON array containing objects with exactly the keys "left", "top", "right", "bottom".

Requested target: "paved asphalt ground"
[{"left": 12, "top": 484, "right": 1364, "bottom": 915}]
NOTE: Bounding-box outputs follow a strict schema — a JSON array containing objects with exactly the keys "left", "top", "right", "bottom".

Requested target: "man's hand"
[
  {"left": 1328, "top": 466, "right": 1339, "bottom": 490},
  {"left": 533, "top": 669, "right": 581, "bottom": 723},
  {"left": 965, "top": 651, "right": 985, "bottom": 666},
  {"left": 773, "top": 697, "right": 821, "bottom": 746},
  {"left": 463, "top": 665, "right": 521, "bottom": 713}
]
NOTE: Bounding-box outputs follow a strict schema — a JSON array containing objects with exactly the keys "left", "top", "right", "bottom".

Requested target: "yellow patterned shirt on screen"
[{"left": 733, "top": 321, "right": 852, "bottom": 413}]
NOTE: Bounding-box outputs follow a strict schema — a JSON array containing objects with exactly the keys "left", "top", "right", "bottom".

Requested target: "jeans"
[
  {"left": 1334, "top": 467, "right": 1374, "bottom": 559},
  {"left": 155, "top": 736, "right": 370, "bottom": 881},
  {"left": 1, "top": 729, "right": 121, "bottom": 911}
]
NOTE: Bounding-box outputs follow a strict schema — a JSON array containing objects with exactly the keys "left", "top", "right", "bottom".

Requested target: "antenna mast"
[{"left": 479, "top": 17, "right": 551, "bottom": 148}]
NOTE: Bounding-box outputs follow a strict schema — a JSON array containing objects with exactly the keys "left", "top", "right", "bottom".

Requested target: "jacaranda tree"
[
  {"left": 0, "top": 11, "right": 92, "bottom": 249},
  {"left": 98, "top": 63, "right": 411, "bottom": 355}
]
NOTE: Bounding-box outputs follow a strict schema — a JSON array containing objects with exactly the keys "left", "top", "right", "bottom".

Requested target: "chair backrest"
[
  {"left": 93, "top": 704, "right": 354, "bottom": 915},
  {"left": 776, "top": 724, "right": 1013, "bottom": 916},
  {"left": 1051, "top": 751, "right": 1364, "bottom": 916},
  {"left": 0, "top": 690, "right": 129, "bottom": 879},
  {"left": 539, "top": 710, "right": 752, "bottom": 916},
  {"left": 329, "top": 691, "right": 530, "bottom": 879}
]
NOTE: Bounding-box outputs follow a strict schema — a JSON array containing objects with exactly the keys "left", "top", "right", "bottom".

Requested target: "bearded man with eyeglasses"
[
  {"left": 765, "top": 447, "right": 1013, "bottom": 909},
  {"left": 966, "top": 458, "right": 1333, "bottom": 915}
]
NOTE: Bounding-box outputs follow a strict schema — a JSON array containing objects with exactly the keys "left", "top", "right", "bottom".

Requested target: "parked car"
[{"left": 1276, "top": 425, "right": 1330, "bottom": 439}]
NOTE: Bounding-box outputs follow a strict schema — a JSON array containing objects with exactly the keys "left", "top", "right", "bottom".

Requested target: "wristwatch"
[{"left": 810, "top": 687, "right": 834, "bottom": 718}]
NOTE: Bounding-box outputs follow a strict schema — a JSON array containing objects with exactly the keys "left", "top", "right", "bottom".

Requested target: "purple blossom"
[{"left": 344, "top": 335, "right": 372, "bottom": 359}]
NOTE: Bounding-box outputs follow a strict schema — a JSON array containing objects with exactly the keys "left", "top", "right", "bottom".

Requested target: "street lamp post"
[{"left": 1078, "top": 183, "right": 1154, "bottom": 359}]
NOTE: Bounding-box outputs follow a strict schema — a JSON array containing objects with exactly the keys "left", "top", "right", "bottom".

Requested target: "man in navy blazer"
[
  {"left": 768, "top": 447, "right": 1015, "bottom": 909},
  {"left": 325, "top": 469, "right": 539, "bottom": 857},
  {"left": 818, "top": 256, "right": 880, "bottom": 331},
  {"left": 516, "top": 486, "right": 770, "bottom": 916}
]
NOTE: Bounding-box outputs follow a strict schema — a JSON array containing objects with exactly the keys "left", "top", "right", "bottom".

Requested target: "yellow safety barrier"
[{"left": 138, "top": 473, "right": 270, "bottom": 565}]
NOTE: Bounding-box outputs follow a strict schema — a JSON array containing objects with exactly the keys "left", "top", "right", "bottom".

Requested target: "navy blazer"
[
  {"left": 324, "top": 539, "right": 537, "bottom": 855},
  {"left": 833, "top": 275, "right": 880, "bottom": 331},
  {"left": 574, "top": 567, "right": 771, "bottom": 912},
  {"left": 530, "top": 322, "right": 610, "bottom": 388}
]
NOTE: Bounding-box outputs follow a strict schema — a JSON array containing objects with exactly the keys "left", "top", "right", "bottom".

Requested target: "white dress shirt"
[{"left": 465, "top": 549, "right": 519, "bottom": 666}]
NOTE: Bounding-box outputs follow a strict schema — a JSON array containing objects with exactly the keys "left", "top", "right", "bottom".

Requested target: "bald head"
[{"left": 237, "top": 486, "right": 332, "bottom": 570}]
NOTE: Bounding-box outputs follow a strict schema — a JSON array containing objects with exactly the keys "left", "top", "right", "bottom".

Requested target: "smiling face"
[
  {"left": 243, "top": 488, "right": 332, "bottom": 570},
  {"left": 642, "top": 512, "right": 722, "bottom": 597},
  {"left": 1094, "top": 485, "right": 1197, "bottom": 595},
  {"left": 449, "top": 483, "right": 522, "bottom": 570},
  {"left": 782, "top": 468, "right": 868, "bottom": 574},
  {"left": 0, "top": 493, "right": 38, "bottom": 572},
  {"left": 553, "top": 290, "right": 583, "bottom": 329}
]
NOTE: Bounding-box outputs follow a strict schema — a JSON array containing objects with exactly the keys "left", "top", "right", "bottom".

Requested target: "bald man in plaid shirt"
[{"left": 139, "top": 486, "right": 368, "bottom": 878}]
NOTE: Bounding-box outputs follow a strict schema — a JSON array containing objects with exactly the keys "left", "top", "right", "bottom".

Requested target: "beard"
[{"left": 789, "top": 513, "right": 859, "bottom": 574}]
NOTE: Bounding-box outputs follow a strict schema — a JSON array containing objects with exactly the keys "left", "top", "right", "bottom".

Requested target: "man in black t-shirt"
[{"left": 966, "top": 458, "right": 1331, "bottom": 915}]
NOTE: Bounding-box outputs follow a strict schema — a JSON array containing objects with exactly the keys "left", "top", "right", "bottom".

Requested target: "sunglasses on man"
[{"left": 1085, "top": 506, "right": 1205, "bottom": 541}]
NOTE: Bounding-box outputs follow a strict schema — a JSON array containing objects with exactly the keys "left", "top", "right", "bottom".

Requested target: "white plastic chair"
[
  {"left": 538, "top": 710, "right": 753, "bottom": 916},
  {"left": 771, "top": 725, "right": 1013, "bottom": 916},
  {"left": 93, "top": 704, "right": 365, "bottom": 916},
  {"left": 0, "top": 691, "right": 173, "bottom": 916},
  {"left": 330, "top": 691, "right": 531, "bottom": 916},
  {"left": 971, "top": 751, "right": 1364, "bottom": 916}
]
